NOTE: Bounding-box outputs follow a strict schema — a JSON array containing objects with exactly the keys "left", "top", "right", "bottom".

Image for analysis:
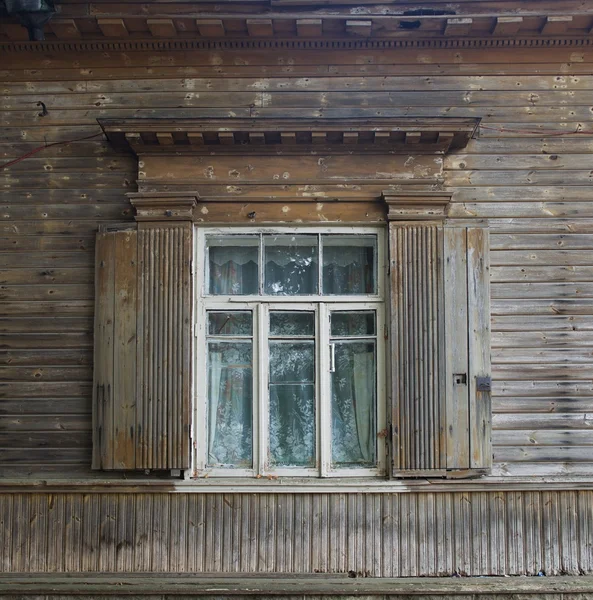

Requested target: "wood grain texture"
[
  {"left": 0, "top": 491, "right": 590, "bottom": 576},
  {"left": 1, "top": 40, "right": 593, "bottom": 481}
]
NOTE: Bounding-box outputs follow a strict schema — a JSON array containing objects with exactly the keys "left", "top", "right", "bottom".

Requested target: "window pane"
[
  {"left": 331, "top": 311, "right": 376, "bottom": 337},
  {"left": 269, "top": 341, "right": 315, "bottom": 467},
  {"left": 207, "top": 341, "right": 253, "bottom": 467},
  {"left": 270, "top": 311, "right": 315, "bottom": 337},
  {"left": 207, "top": 235, "right": 259, "bottom": 295},
  {"left": 208, "top": 311, "right": 252, "bottom": 336},
  {"left": 331, "top": 341, "right": 376, "bottom": 467},
  {"left": 264, "top": 235, "right": 318, "bottom": 295},
  {"left": 322, "top": 235, "right": 376, "bottom": 295}
]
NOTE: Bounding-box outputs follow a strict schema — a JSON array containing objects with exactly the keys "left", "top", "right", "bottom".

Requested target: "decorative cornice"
[
  {"left": 127, "top": 192, "right": 198, "bottom": 222},
  {"left": 382, "top": 191, "right": 453, "bottom": 221},
  {"left": 2, "top": 35, "right": 593, "bottom": 53},
  {"left": 101, "top": 117, "right": 480, "bottom": 155}
]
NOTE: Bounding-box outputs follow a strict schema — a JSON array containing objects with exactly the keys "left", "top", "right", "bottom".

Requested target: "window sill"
[{"left": 2, "top": 475, "right": 593, "bottom": 493}]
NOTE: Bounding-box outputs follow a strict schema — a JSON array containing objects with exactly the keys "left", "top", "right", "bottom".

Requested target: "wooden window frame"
[{"left": 193, "top": 225, "right": 387, "bottom": 479}]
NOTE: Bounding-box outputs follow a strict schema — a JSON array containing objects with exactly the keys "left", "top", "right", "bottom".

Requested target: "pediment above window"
[
  {"left": 100, "top": 117, "right": 480, "bottom": 155},
  {"left": 101, "top": 117, "right": 477, "bottom": 220}
]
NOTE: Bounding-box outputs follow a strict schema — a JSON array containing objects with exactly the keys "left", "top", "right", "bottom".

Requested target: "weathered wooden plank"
[
  {"left": 492, "top": 283, "right": 593, "bottom": 299},
  {"left": 491, "top": 233, "right": 593, "bottom": 250},
  {"left": 467, "top": 227, "right": 491, "bottom": 470},
  {"left": 493, "top": 330, "right": 593, "bottom": 347},
  {"left": 112, "top": 229, "right": 137, "bottom": 469},
  {"left": 0, "top": 284, "right": 94, "bottom": 301},
  {"left": 140, "top": 154, "right": 442, "bottom": 183},
  {"left": 491, "top": 250, "right": 593, "bottom": 266},
  {"left": 0, "top": 269, "right": 93, "bottom": 285},
  {"left": 495, "top": 446, "right": 593, "bottom": 463},
  {"left": 491, "top": 299, "right": 593, "bottom": 316},
  {"left": 493, "top": 397, "right": 593, "bottom": 414},
  {"left": 0, "top": 252, "right": 93, "bottom": 268},
  {"left": 0, "top": 448, "right": 91, "bottom": 464},
  {"left": 492, "top": 315, "right": 593, "bottom": 332},
  {"left": 493, "top": 363, "right": 593, "bottom": 380},
  {"left": 448, "top": 154, "right": 593, "bottom": 170},
  {"left": 0, "top": 398, "right": 89, "bottom": 415},
  {"left": 444, "top": 227, "right": 469, "bottom": 471},
  {"left": 447, "top": 170, "right": 593, "bottom": 186},
  {"left": 1, "top": 173, "right": 134, "bottom": 190},
  {"left": 0, "top": 349, "right": 91, "bottom": 365},
  {"left": 491, "top": 266, "right": 593, "bottom": 283},
  {"left": 0, "top": 237, "right": 94, "bottom": 252},
  {"left": 493, "top": 413, "right": 593, "bottom": 430},
  {"left": 0, "top": 317, "right": 92, "bottom": 333},
  {"left": 0, "top": 333, "right": 92, "bottom": 350},
  {"left": 0, "top": 366, "right": 92, "bottom": 382},
  {"left": 0, "top": 301, "right": 93, "bottom": 317},
  {"left": 10, "top": 90, "right": 593, "bottom": 111},
  {"left": 194, "top": 201, "right": 386, "bottom": 224},
  {"left": 449, "top": 203, "right": 593, "bottom": 219},
  {"left": 0, "top": 431, "right": 91, "bottom": 448},
  {"left": 494, "top": 380, "right": 593, "bottom": 397},
  {"left": 0, "top": 415, "right": 90, "bottom": 431},
  {"left": 494, "top": 430, "right": 593, "bottom": 446}
]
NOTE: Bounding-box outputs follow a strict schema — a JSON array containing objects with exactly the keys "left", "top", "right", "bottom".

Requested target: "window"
[{"left": 194, "top": 227, "right": 386, "bottom": 477}]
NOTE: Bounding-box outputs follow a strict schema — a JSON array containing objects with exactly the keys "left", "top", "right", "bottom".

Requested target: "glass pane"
[
  {"left": 264, "top": 235, "right": 318, "bottom": 295},
  {"left": 208, "top": 311, "right": 252, "bottom": 336},
  {"left": 269, "top": 341, "right": 315, "bottom": 467},
  {"left": 207, "top": 235, "right": 259, "bottom": 295},
  {"left": 322, "top": 235, "right": 376, "bottom": 295},
  {"left": 270, "top": 312, "right": 315, "bottom": 337},
  {"left": 207, "top": 341, "right": 253, "bottom": 467},
  {"left": 331, "top": 341, "right": 376, "bottom": 467},
  {"left": 331, "top": 312, "right": 376, "bottom": 337}
]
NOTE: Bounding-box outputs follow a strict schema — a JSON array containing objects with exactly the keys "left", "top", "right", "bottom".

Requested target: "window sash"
[{"left": 195, "top": 227, "right": 387, "bottom": 478}]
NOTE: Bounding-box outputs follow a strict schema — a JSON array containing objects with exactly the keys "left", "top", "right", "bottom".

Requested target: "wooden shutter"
[
  {"left": 93, "top": 223, "right": 192, "bottom": 471},
  {"left": 390, "top": 223, "right": 491, "bottom": 478}
]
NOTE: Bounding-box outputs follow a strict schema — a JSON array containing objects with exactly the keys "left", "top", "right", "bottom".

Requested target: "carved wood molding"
[
  {"left": 128, "top": 192, "right": 198, "bottom": 222},
  {"left": 382, "top": 191, "right": 453, "bottom": 221},
  {"left": 101, "top": 117, "right": 480, "bottom": 155},
  {"left": 2, "top": 37, "right": 592, "bottom": 53},
  {"left": 2, "top": 10, "right": 592, "bottom": 45}
]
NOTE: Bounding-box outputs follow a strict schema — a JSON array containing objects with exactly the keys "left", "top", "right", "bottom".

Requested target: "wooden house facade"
[{"left": 1, "top": 0, "right": 593, "bottom": 597}]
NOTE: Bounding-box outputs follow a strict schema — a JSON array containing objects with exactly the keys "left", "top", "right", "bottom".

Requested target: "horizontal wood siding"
[
  {"left": 0, "top": 491, "right": 591, "bottom": 576},
  {"left": 1, "top": 44, "right": 593, "bottom": 478}
]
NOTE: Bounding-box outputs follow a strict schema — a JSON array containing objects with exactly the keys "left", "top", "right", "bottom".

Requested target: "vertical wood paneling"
[
  {"left": 2, "top": 491, "right": 590, "bottom": 576},
  {"left": 391, "top": 224, "right": 444, "bottom": 475},
  {"left": 136, "top": 225, "right": 191, "bottom": 470},
  {"left": 93, "top": 228, "right": 138, "bottom": 471}
]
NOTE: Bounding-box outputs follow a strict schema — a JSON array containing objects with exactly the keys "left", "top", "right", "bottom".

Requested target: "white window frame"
[{"left": 193, "top": 226, "right": 387, "bottom": 478}]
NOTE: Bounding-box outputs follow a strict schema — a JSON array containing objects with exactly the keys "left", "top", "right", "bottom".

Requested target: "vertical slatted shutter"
[
  {"left": 390, "top": 223, "right": 491, "bottom": 477},
  {"left": 93, "top": 223, "right": 192, "bottom": 471}
]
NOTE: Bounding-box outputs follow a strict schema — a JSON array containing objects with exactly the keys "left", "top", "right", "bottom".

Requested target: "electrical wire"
[{"left": 0, "top": 132, "right": 104, "bottom": 170}]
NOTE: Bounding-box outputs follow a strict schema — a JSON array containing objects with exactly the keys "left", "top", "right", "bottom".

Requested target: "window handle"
[{"left": 329, "top": 343, "right": 336, "bottom": 373}]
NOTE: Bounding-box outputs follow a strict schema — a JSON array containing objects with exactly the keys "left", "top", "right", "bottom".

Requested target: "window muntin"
[{"left": 196, "top": 227, "right": 385, "bottom": 478}]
